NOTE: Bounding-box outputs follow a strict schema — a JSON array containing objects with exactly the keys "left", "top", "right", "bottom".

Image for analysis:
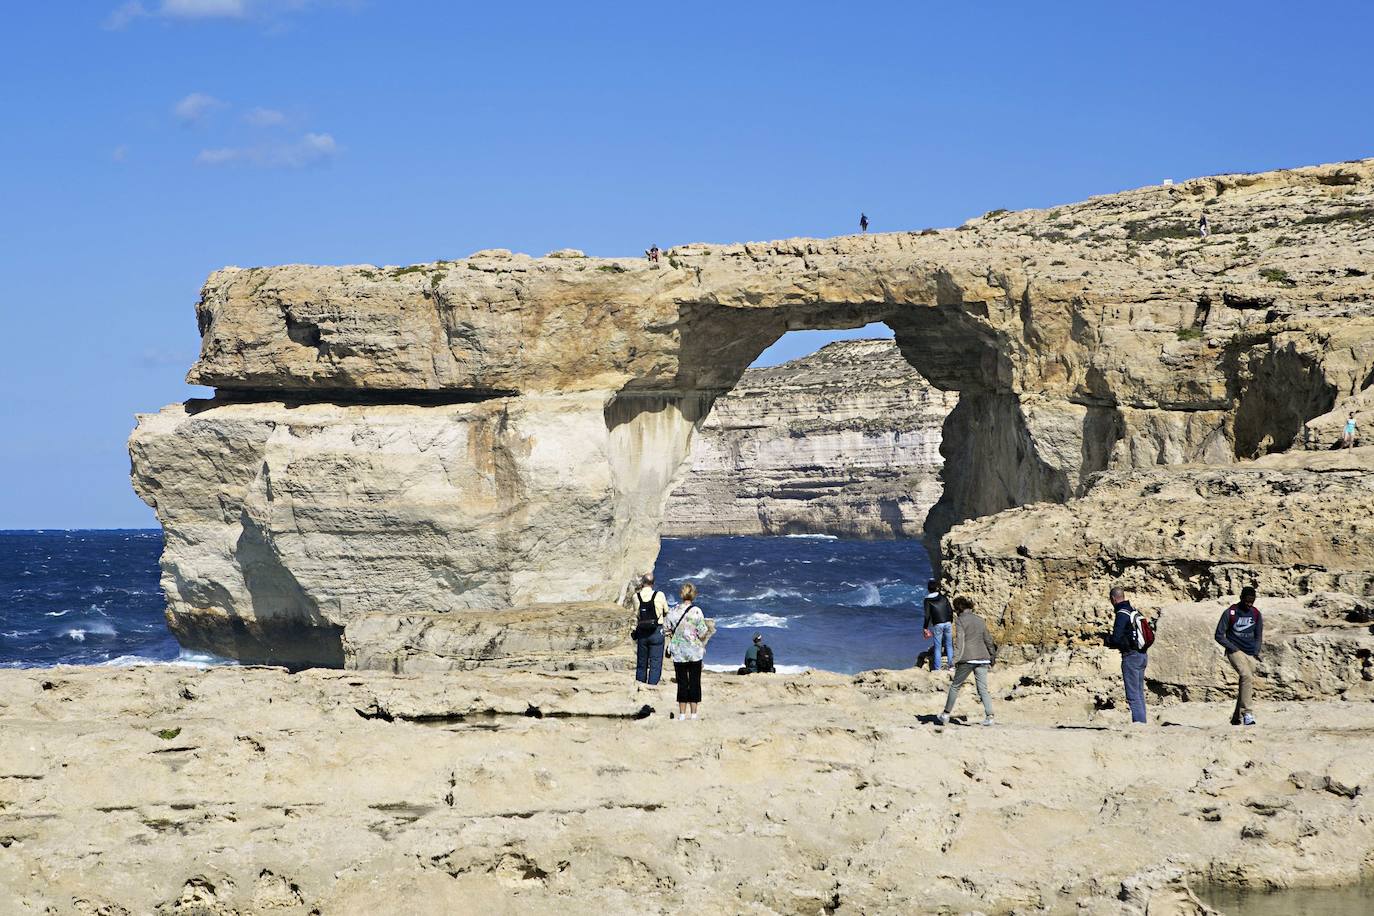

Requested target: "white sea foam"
[
  {"left": 844, "top": 583, "right": 883, "bottom": 607},
  {"left": 714, "top": 612, "right": 789, "bottom": 629},
  {"left": 742, "top": 587, "right": 804, "bottom": 601},
  {"left": 784, "top": 533, "right": 838, "bottom": 540},
  {"left": 100, "top": 650, "right": 230, "bottom": 668},
  {"left": 680, "top": 568, "right": 716, "bottom": 581},
  {"left": 44, "top": 609, "right": 71, "bottom": 617},
  {"left": 705, "top": 663, "right": 816, "bottom": 674},
  {"left": 63, "top": 621, "right": 117, "bottom": 642}
]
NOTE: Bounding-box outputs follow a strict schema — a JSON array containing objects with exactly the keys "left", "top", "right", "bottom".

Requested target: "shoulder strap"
[{"left": 669, "top": 604, "right": 694, "bottom": 634}]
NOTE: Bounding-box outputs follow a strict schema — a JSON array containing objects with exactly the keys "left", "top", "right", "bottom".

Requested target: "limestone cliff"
[
  {"left": 663, "top": 339, "right": 956, "bottom": 538},
  {"left": 131, "top": 158, "right": 1374, "bottom": 665}
]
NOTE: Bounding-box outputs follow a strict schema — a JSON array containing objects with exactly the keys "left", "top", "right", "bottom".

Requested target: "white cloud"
[
  {"left": 103, "top": 1, "right": 148, "bottom": 29},
  {"left": 196, "top": 131, "right": 338, "bottom": 168},
  {"left": 161, "top": 0, "right": 246, "bottom": 18},
  {"left": 173, "top": 92, "right": 224, "bottom": 124},
  {"left": 106, "top": 0, "right": 352, "bottom": 26},
  {"left": 243, "top": 107, "right": 287, "bottom": 127}
]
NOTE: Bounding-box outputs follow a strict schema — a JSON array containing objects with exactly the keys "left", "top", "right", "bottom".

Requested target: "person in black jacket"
[
  {"left": 1215, "top": 586, "right": 1263, "bottom": 725},
  {"left": 923, "top": 580, "right": 955, "bottom": 672},
  {"left": 1109, "top": 586, "right": 1151, "bottom": 724}
]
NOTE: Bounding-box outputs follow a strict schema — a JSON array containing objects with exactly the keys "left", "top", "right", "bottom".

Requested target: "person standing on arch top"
[
  {"left": 859, "top": 213, "right": 869, "bottom": 233},
  {"left": 922, "top": 580, "right": 955, "bottom": 672},
  {"left": 1108, "top": 586, "right": 1156, "bottom": 724},
  {"left": 1215, "top": 586, "right": 1264, "bottom": 726}
]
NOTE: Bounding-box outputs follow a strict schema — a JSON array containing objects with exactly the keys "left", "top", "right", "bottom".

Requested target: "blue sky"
[{"left": 2, "top": 1, "right": 1371, "bottom": 528}]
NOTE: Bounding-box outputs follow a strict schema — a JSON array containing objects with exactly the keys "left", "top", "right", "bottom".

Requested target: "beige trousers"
[{"left": 1226, "top": 650, "right": 1255, "bottom": 722}]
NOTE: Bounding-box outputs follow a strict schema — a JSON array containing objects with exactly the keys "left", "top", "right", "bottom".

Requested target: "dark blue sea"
[
  {"left": 657, "top": 535, "right": 934, "bottom": 674},
  {"left": 0, "top": 530, "right": 215, "bottom": 668},
  {"left": 0, "top": 531, "right": 934, "bottom": 673}
]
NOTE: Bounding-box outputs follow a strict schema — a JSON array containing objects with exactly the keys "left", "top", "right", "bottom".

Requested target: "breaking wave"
[{"left": 714, "top": 612, "right": 790, "bottom": 629}]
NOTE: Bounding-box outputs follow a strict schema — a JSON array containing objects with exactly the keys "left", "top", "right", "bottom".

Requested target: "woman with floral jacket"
[{"left": 665, "top": 582, "right": 713, "bottom": 720}]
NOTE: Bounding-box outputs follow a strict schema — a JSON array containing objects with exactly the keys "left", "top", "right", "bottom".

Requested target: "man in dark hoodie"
[
  {"left": 1109, "top": 586, "right": 1151, "bottom": 724},
  {"left": 1215, "top": 586, "right": 1263, "bottom": 726},
  {"left": 922, "top": 580, "right": 955, "bottom": 671}
]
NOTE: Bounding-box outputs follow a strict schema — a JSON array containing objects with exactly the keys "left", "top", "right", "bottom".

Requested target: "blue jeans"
[
  {"left": 635, "top": 628, "right": 664, "bottom": 685},
  {"left": 1121, "top": 652, "right": 1148, "bottom": 723},
  {"left": 931, "top": 622, "right": 954, "bottom": 670}
]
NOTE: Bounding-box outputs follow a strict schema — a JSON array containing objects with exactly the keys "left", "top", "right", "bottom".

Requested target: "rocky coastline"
[
  {"left": 82, "top": 158, "right": 1374, "bottom": 910},
  {"left": 129, "top": 157, "right": 1374, "bottom": 669}
]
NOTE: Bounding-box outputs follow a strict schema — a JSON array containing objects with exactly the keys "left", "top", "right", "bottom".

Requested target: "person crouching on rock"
[
  {"left": 665, "top": 582, "right": 713, "bottom": 720},
  {"left": 1108, "top": 586, "right": 1154, "bottom": 724},
  {"left": 631, "top": 572, "right": 668, "bottom": 694},
  {"left": 1215, "top": 586, "right": 1263, "bottom": 726},
  {"left": 937, "top": 597, "right": 998, "bottom": 727}
]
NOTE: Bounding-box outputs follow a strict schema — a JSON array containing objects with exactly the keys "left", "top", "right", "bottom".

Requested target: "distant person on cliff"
[
  {"left": 1108, "top": 586, "right": 1155, "bottom": 724},
  {"left": 922, "top": 580, "right": 955, "bottom": 672},
  {"left": 666, "top": 582, "right": 714, "bottom": 719},
  {"left": 859, "top": 213, "right": 869, "bottom": 233},
  {"left": 647, "top": 244, "right": 660, "bottom": 264},
  {"left": 1215, "top": 586, "right": 1263, "bottom": 726},
  {"left": 739, "top": 633, "right": 775, "bottom": 674},
  {"left": 936, "top": 597, "right": 998, "bottom": 726},
  {"left": 1198, "top": 213, "right": 1210, "bottom": 238},
  {"left": 1344, "top": 412, "right": 1358, "bottom": 448},
  {"left": 631, "top": 573, "right": 668, "bottom": 693}
]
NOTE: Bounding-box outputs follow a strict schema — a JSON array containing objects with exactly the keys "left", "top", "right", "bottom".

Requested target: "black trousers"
[{"left": 673, "top": 660, "right": 703, "bottom": 704}]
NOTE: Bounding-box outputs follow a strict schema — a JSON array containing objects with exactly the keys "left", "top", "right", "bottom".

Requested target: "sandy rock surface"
[{"left": 2, "top": 664, "right": 1372, "bottom": 915}]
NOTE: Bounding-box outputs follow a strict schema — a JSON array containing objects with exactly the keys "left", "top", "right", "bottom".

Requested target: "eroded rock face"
[
  {"left": 943, "top": 448, "right": 1374, "bottom": 645},
  {"left": 131, "top": 395, "right": 703, "bottom": 666},
  {"left": 663, "top": 339, "right": 957, "bottom": 538},
  {"left": 132, "top": 158, "right": 1374, "bottom": 663}
]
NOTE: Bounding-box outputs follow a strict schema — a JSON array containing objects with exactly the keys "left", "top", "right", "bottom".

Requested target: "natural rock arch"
[{"left": 131, "top": 159, "right": 1374, "bottom": 667}]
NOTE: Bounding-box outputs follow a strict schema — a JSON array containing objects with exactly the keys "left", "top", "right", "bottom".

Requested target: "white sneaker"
[
  {"left": 936, "top": 712, "right": 950, "bottom": 726},
  {"left": 982, "top": 716, "right": 995, "bottom": 727},
  {"left": 690, "top": 713, "right": 699, "bottom": 720}
]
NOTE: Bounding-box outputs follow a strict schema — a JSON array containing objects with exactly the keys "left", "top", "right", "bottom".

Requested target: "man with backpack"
[
  {"left": 739, "top": 633, "right": 776, "bottom": 674},
  {"left": 630, "top": 572, "right": 669, "bottom": 693},
  {"left": 1109, "top": 586, "right": 1155, "bottom": 724},
  {"left": 923, "top": 580, "right": 955, "bottom": 671},
  {"left": 1215, "top": 586, "right": 1264, "bottom": 726}
]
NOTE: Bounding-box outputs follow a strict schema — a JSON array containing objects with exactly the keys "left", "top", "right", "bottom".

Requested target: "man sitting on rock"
[
  {"left": 739, "top": 633, "right": 775, "bottom": 674},
  {"left": 1215, "top": 586, "right": 1264, "bottom": 726}
]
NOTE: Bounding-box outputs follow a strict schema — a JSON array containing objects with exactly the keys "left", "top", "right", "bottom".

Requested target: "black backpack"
[
  {"left": 756, "top": 644, "right": 775, "bottom": 673},
  {"left": 631, "top": 591, "right": 662, "bottom": 639}
]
